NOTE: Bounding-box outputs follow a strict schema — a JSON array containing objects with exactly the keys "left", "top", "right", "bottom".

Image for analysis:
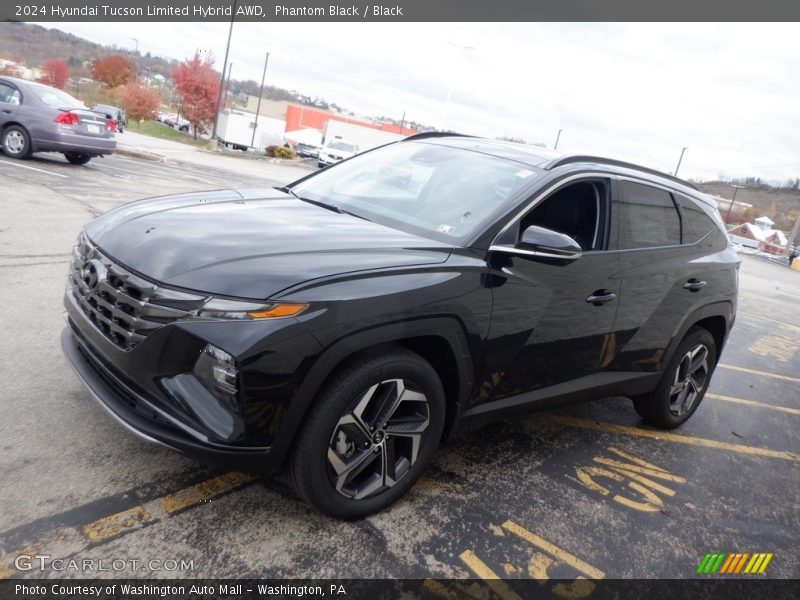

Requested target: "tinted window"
[
  {"left": 678, "top": 195, "right": 717, "bottom": 244},
  {"left": 615, "top": 181, "right": 680, "bottom": 249},
  {"left": 0, "top": 82, "right": 21, "bottom": 105}
]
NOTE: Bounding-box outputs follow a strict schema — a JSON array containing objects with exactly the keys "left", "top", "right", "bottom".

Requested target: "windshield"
[
  {"left": 30, "top": 84, "right": 84, "bottom": 109},
  {"left": 292, "top": 141, "right": 542, "bottom": 243},
  {"left": 327, "top": 141, "right": 356, "bottom": 152}
]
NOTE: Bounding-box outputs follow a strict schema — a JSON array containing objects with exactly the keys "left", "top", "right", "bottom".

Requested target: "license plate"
[{"left": 87, "top": 124, "right": 100, "bottom": 134}]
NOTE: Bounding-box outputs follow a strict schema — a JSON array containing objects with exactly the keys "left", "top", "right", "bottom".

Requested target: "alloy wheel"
[
  {"left": 327, "top": 379, "right": 430, "bottom": 500},
  {"left": 668, "top": 344, "right": 709, "bottom": 417}
]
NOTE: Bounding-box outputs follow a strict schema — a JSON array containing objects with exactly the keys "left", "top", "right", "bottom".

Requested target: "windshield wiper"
[{"left": 280, "top": 187, "right": 369, "bottom": 221}]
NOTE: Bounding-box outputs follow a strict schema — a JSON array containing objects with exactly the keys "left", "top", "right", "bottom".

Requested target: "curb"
[{"left": 115, "top": 145, "right": 168, "bottom": 162}]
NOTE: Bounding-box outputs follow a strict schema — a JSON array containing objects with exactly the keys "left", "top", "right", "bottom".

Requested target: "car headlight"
[
  {"left": 193, "top": 344, "right": 239, "bottom": 410},
  {"left": 197, "top": 298, "right": 307, "bottom": 320}
]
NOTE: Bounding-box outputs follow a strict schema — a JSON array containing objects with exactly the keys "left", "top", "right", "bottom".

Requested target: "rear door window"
[
  {"left": 614, "top": 181, "right": 681, "bottom": 249},
  {"left": 0, "top": 82, "right": 21, "bottom": 105}
]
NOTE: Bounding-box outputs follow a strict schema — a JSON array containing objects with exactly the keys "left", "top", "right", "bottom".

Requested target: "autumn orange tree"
[
  {"left": 120, "top": 83, "right": 160, "bottom": 122},
  {"left": 171, "top": 52, "right": 220, "bottom": 139},
  {"left": 37, "top": 59, "right": 69, "bottom": 89},
  {"left": 91, "top": 54, "right": 137, "bottom": 88}
]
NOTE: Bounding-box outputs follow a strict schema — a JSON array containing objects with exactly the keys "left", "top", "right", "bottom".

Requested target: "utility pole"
[
  {"left": 554, "top": 129, "right": 563, "bottom": 150},
  {"left": 251, "top": 52, "right": 270, "bottom": 149},
  {"left": 674, "top": 147, "right": 687, "bottom": 176},
  {"left": 221, "top": 63, "right": 233, "bottom": 111},
  {"left": 784, "top": 213, "right": 800, "bottom": 257},
  {"left": 724, "top": 184, "right": 744, "bottom": 225},
  {"left": 399, "top": 110, "right": 406, "bottom": 132},
  {"left": 211, "top": 0, "right": 238, "bottom": 141},
  {"left": 130, "top": 38, "right": 138, "bottom": 53}
]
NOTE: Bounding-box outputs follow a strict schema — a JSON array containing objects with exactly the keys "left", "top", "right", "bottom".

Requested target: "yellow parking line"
[
  {"left": 501, "top": 520, "right": 606, "bottom": 579},
  {"left": 1, "top": 472, "right": 256, "bottom": 577},
  {"left": 706, "top": 393, "right": 800, "bottom": 416},
  {"left": 459, "top": 551, "right": 523, "bottom": 600},
  {"left": 718, "top": 364, "right": 800, "bottom": 384},
  {"left": 544, "top": 415, "right": 799, "bottom": 462}
]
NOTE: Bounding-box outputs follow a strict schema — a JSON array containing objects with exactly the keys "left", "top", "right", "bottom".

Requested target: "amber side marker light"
[{"left": 247, "top": 303, "right": 308, "bottom": 319}]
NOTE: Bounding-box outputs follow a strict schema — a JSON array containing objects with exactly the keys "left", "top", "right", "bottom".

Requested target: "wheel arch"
[
  {"left": 270, "top": 318, "right": 476, "bottom": 466},
  {"left": 665, "top": 301, "right": 734, "bottom": 369}
]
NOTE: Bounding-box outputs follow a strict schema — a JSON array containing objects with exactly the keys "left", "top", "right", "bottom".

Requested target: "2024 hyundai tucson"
[{"left": 61, "top": 134, "right": 739, "bottom": 518}]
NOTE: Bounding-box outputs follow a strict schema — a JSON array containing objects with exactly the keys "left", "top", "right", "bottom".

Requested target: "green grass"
[{"left": 127, "top": 119, "right": 207, "bottom": 148}]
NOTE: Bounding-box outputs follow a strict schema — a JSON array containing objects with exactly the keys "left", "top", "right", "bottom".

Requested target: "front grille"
[{"left": 69, "top": 234, "right": 207, "bottom": 349}]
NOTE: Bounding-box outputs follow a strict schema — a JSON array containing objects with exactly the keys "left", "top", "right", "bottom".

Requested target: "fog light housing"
[{"left": 193, "top": 344, "right": 239, "bottom": 410}]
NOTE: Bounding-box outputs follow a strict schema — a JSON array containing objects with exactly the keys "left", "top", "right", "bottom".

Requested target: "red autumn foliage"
[
  {"left": 171, "top": 52, "right": 220, "bottom": 138},
  {"left": 91, "top": 54, "right": 138, "bottom": 88},
  {"left": 37, "top": 59, "right": 69, "bottom": 89},
  {"left": 120, "top": 83, "right": 161, "bottom": 122}
]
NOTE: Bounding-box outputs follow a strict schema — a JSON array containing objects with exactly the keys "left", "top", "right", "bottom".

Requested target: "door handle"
[
  {"left": 683, "top": 278, "right": 706, "bottom": 292},
  {"left": 1, "top": 109, "right": 11, "bottom": 114},
  {"left": 585, "top": 289, "right": 616, "bottom": 306}
]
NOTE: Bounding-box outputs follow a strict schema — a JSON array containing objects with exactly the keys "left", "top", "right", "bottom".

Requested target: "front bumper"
[{"left": 61, "top": 326, "right": 278, "bottom": 473}]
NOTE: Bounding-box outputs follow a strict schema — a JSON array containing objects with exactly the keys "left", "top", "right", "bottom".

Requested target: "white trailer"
[
  {"left": 322, "top": 120, "right": 405, "bottom": 152},
  {"left": 216, "top": 109, "right": 286, "bottom": 151}
]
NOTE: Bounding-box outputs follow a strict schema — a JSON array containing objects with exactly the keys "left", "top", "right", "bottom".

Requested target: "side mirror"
[
  {"left": 516, "top": 225, "right": 583, "bottom": 260},
  {"left": 490, "top": 225, "right": 582, "bottom": 261}
]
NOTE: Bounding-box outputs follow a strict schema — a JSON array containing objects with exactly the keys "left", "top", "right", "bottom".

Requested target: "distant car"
[
  {"left": 0, "top": 76, "right": 116, "bottom": 165},
  {"left": 318, "top": 139, "right": 359, "bottom": 168},
  {"left": 175, "top": 117, "right": 190, "bottom": 133},
  {"left": 295, "top": 142, "right": 320, "bottom": 159},
  {"left": 91, "top": 103, "right": 126, "bottom": 133}
]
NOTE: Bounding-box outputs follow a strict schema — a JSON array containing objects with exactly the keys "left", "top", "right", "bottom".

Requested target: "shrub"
[{"left": 265, "top": 145, "right": 296, "bottom": 159}]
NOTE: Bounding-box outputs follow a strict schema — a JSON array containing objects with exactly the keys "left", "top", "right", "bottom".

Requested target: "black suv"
[{"left": 61, "top": 134, "right": 739, "bottom": 518}]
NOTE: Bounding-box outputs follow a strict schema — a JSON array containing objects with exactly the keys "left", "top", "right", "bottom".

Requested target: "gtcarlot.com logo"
[{"left": 696, "top": 552, "right": 773, "bottom": 574}]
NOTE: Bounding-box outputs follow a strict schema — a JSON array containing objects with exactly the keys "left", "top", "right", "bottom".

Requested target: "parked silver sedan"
[{"left": 0, "top": 76, "right": 116, "bottom": 165}]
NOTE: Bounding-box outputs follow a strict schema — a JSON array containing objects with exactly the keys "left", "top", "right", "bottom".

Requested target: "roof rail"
[
  {"left": 543, "top": 155, "right": 698, "bottom": 190},
  {"left": 401, "top": 131, "right": 474, "bottom": 142}
]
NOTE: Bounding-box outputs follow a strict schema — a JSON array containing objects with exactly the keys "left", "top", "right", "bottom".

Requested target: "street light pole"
[
  {"left": 554, "top": 129, "right": 563, "bottom": 150},
  {"left": 724, "top": 184, "right": 743, "bottom": 225},
  {"left": 130, "top": 38, "right": 138, "bottom": 53},
  {"left": 211, "top": 0, "right": 238, "bottom": 141},
  {"left": 674, "top": 147, "right": 687, "bottom": 176}
]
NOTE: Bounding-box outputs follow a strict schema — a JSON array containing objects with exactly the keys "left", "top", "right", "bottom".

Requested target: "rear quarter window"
[{"left": 678, "top": 194, "right": 718, "bottom": 244}]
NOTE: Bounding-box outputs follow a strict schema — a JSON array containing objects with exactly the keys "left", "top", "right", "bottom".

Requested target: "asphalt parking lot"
[{"left": 0, "top": 150, "right": 798, "bottom": 583}]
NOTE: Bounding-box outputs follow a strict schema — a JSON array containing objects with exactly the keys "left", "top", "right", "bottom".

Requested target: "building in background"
[{"left": 727, "top": 216, "right": 788, "bottom": 254}]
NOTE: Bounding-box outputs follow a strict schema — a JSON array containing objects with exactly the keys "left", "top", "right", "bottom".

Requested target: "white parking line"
[
  {"left": 0, "top": 159, "right": 68, "bottom": 178},
  {"left": 90, "top": 162, "right": 152, "bottom": 176}
]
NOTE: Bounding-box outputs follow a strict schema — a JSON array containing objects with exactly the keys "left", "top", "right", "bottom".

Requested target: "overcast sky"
[{"left": 40, "top": 21, "right": 800, "bottom": 183}]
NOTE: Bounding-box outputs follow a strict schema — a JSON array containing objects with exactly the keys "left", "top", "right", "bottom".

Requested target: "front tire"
[
  {"left": 64, "top": 152, "right": 92, "bottom": 165},
  {"left": 633, "top": 327, "right": 716, "bottom": 428},
  {"left": 287, "top": 348, "right": 445, "bottom": 519},
  {"left": 2, "top": 125, "right": 32, "bottom": 159}
]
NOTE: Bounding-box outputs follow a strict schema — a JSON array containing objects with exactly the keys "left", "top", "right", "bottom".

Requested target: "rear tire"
[
  {"left": 632, "top": 327, "right": 716, "bottom": 429},
  {"left": 64, "top": 152, "right": 92, "bottom": 165},
  {"left": 2, "top": 125, "right": 32, "bottom": 159},
  {"left": 287, "top": 348, "right": 445, "bottom": 519}
]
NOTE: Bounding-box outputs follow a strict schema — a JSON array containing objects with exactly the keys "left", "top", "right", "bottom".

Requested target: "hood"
[{"left": 85, "top": 188, "right": 453, "bottom": 300}]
